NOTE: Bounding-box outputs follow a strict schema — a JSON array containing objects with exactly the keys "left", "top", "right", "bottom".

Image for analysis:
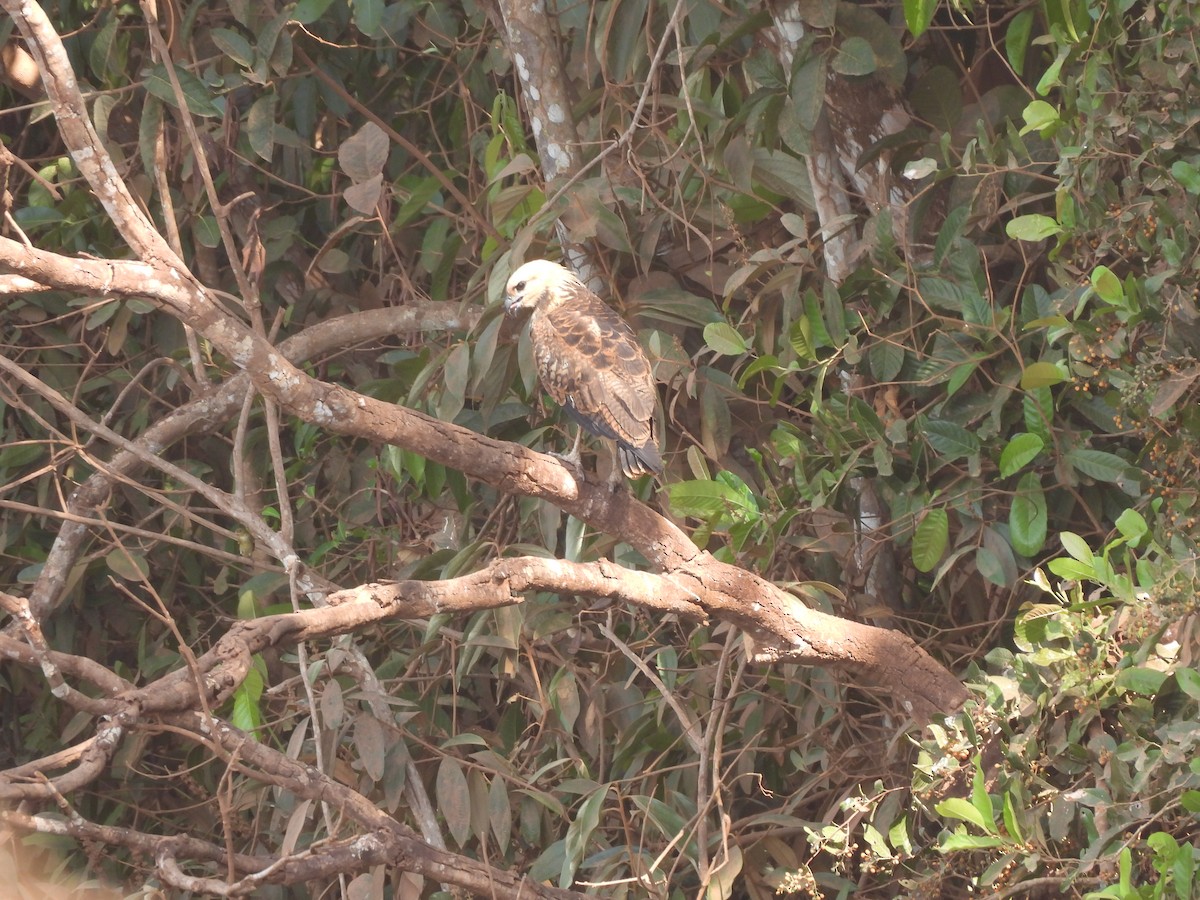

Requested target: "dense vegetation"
[{"left": 0, "top": 0, "right": 1197, "bottom": 896}]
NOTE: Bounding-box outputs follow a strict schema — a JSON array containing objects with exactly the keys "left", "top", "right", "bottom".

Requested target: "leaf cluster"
[{"left": 3, "top": 0, "right": 1200, "bottom": 895}]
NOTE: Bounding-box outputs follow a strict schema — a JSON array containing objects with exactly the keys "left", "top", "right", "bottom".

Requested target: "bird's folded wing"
[{"left": 533, "top": 296, "right": 657, "bottom": 449}]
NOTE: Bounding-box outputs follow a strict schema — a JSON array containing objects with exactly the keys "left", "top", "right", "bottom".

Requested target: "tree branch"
[{"left": 0, "top": 231, "right": 965, "bottom": 719}]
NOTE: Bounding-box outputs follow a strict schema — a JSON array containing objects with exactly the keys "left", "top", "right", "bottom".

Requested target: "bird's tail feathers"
[{"left": 619, "top": 442, "right": 664, "bottom": 477}]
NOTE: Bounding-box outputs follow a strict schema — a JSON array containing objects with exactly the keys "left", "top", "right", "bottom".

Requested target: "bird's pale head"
[{"left": 504, "top": 259, "right": 576, "bottom": 315}]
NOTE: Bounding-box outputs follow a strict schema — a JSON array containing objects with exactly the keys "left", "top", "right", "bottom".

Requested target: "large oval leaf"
[
  {"left": 999, "top": 432, "right": 1044, "bottom": 477},
  {"left": 1006, "top": 214, "right": 1062, "bottom": 241},
  {"left": 437, "top": 757, "right": 471, "bottom": 847},
  {"left": 904, "top": 0, "right": 938, "bottom": 38},
  {"left": 923, "top": 420, "right": 981, "bottom": 460},
  {"left": 1067, "top": 448, "right": 1130, "bottom": 483},
  {"left": 703, "top": 321, "right": 749, "bottom": 356},
  {"left": 913, "top": 508, "right": 948, "bottom": 573},
  {"left": 1020, "top": 361, "right": 1066, "bottom": 389},
  {"left": 1009, "top": 472, "right": 1047, "bottom": 557}
]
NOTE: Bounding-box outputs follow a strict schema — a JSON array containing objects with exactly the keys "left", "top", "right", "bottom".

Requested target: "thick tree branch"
[
  {"left": 0, "top": 236, "right": 965, "bottom": 718},
  {"left": 0, "top": 0, "right": 964, "bottom": 732},
  {"left": 497, "top": 0, "right": 581, "bottom": 182}
]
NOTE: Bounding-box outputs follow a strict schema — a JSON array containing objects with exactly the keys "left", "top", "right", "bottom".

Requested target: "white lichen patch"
[
  {"left": 265, "top": 357, "right": 301, "bottom": 388},
  {"left": 312, "top": 400, "right": 336, "bottom": 423},
  {"left": 547, "top": 103, "right": 565, "bottom": 124},
  {"left": 546, "top": 142, "right": 571, "bottom": 173},
  {"left": 227, "top": 335, "right": 256, "bottom": 368}
]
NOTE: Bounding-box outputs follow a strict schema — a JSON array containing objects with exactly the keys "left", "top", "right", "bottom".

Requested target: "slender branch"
[{"left": 22, "top": 301, "right": 477, "bottom": 620}]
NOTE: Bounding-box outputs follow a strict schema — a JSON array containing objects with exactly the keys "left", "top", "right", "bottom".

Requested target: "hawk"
[{"left": 504, "top": 259, "right": 663, "bottom": 485}]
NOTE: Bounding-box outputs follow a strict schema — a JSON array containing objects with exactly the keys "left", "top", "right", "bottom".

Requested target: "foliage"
[
  {"left": 1, "top": 0, "right": 1199, "bottom": 895},
  {"left": 797, "top": 516, "right": 1199, "bottom": 897}
]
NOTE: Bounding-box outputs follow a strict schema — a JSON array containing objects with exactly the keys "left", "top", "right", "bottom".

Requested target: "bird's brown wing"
[{"left": 530, "top": 283, "right": 657, "bottom": 456}]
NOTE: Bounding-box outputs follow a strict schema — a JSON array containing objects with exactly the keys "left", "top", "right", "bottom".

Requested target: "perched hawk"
[{"left": 504, "top": 260, "right": 663, "bottom": 484}]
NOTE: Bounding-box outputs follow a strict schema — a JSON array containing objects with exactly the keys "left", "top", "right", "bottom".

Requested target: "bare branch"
[{"left": 23, "top": 302, "right": 477, "bottom": 620}]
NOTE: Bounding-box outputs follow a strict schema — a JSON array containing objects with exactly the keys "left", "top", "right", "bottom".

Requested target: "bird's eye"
[{"left": 515, "top": 280, "right": 526, "bottom": 292}]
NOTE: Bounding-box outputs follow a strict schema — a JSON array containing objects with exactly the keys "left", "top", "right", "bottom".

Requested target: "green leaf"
[
  {"left": 107, "top": 550, "right": 149, "bottom": 581},
  {"left": 999, "top": 432, "right": 1044, "bottom": 477},
  {"left": 790, "top": 56, "right": 827, "bottom": 131},
  {"left": 832, "top": 36, "right": 877, "bottom": 75},
  {"left": 437, "top": 757, "right": 471, "bottom": 847},
  {"left": 1091, "top": 265, "right": 1125, "bottom": 305},
  {"left": 88, "top": 17, "right": 120, "bottom": 81},
  {"left": 904, "top": 0, "right": 938, "bottom": 38},
  {"left": 195, "top": 215, "right": 221, "bottom": 249},
  {"left": 489, "top": 776, "right": 512, "bottom": 854},
  {"left": 1114, "top": 508, "right": 1148, "bottom": 546},
  {"left": 1020, "top": 361, "right": 1066, "bottom": 389},
  {"left": 946, "top": 357, "right": 981, "bottom": 397},
  {"left": 1018, "top": 99, "right": 1060, "bottom": 136},
  {"left": 351, "top": 0, "right": 384, "bottom": 38},
  {"left": 230, "top": 665, "right": 264, "bottom": 732},
  {"left": 590, "top": 201, "right": 634, "bottom": 254},
  {"left": 919, "top": 276, "right": 967, "bottom": 313},
  {"left": 971, "top": 758, "right": 994, "bottom": 832},
  {"left": 1036, "top": 43, "right": 1070, "bottom": 96},
  {"left": 1005, "top": 10, "right": 1034, "bottom": 73},
  {"left": 1175, "top": 667, "right": 1200, "bottom": 701},
  {"left": 1114, "top": 667, "right": 1168, "bottom": 696},
  {"left": 1002, "top": 791, "right": 1024, "bottom": 843},
  {"left": 975, "top": 547, "right": 1006, "bottom": 586},
  {"left": 666, "top": 479, "right": 758, "bottom": 524},
  {"left": 789, "top": 315, "right": 815, "bottom": 361},
  {"left": 1009, "top": 472, "right": 1047, "bottom": 557},
  {"left": 230, "top": 683, "right": 261, "bottom": 732},
  {"left": 549, "top": 669, "right": 580, "bottom": 733},
  {"left": 440, "top": 342, "right": 470, "bottom": 422},
  {"left": 399, "top": 179, "right": 447, "bottom": 231},
  {"left": 836, "top": 5, "right": 906, "bottom": 85},
  {"left": 210, "top": 28, "right": 255, "bottom": 68},
  {"left": 1006, "top": 214, "right": 1062, "bottom": 242},
  {"left": 1171, "top": 159, "right": 1200, "bottom": 194},
  {"left": 293, "top": 0, "right": 337, "bottom": 23},
  {"left": 143, "top": 63, "right": 222, "bottom": 117},
  {"left": 869, "top": 341, "right": 905, "bottom": 382},
  {"left": 1045, "top": 556, "right": 1091, "bottom": 580},
  {"left": 923, "top": 420, "right": 981, "bottom": 460},
  {"left": 704, "top": 321, "right": 749, "bottom": 356},
  {"left": 1067, "top": 449, "right": 1129, "bottom": 483},
  {"left": 940, "top": 832, "right": 1009, "bottom": 851},
  {"left": 705, "top": 844, "right": 743, "bottom": 900},
  {"left": 912, "top": 508, "right": 948, "bottom": 573},
  {"left": 246, "top": 91, "right": 276, "bottom": 162},
  {"left": 562, "top": 787, "right": 606, "bottom": 888},
  {"left": 935, "top": 798, "right": 993, "bottom": 833},
  {"left": 1059, "top": 531, "right": 1094, "bottom": 564},
  {"left": 1023, "top": 386, "right": 1054, "bottom": 441}
]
